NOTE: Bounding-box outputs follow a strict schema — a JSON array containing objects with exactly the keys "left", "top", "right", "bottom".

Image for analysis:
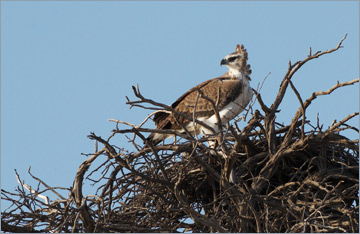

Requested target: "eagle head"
[{"left": 220, "top": 44, "right": 251, "bottom": 79}]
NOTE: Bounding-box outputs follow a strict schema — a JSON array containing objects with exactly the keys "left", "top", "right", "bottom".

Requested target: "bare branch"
[{"left": 2, "top": 34, "right": 358, "bottom": 233}]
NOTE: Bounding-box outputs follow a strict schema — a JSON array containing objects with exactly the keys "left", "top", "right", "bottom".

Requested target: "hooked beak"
[{"left": 220, "top": 59, "right": 228, "bottom": 66}]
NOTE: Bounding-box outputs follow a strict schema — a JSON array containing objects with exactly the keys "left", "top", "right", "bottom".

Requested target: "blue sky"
[{"left": 1, "top": 1, "right": 359, "bottom": 203}]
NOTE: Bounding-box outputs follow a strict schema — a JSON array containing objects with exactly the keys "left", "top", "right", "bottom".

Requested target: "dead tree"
[{"left": 1, "top": 35, "right": 358, "bottom": 233}]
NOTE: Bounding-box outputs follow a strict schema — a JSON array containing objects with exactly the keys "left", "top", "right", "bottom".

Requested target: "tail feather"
[{"left": 145, "top": 132, "right": 163, "bottom": 146}]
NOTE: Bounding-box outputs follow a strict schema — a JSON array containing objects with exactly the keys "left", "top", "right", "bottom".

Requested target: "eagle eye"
[{"left": 228, "top": 56, "right": 239, "bottom": 62}]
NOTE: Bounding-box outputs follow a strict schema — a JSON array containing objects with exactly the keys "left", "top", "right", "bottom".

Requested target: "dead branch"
[{"left": 1, "top": 34, "right": 358, "bottom": 233}]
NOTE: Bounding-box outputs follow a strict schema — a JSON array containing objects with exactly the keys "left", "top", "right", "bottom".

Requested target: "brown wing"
[{"left": 153, "top": 75, "right": 243, "bottom": 131}]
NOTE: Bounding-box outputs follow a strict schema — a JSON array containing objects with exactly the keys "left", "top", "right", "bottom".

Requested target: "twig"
[
  {"left": 15, "top": 169, "right": 50, "bottom": 205},
  {"left": 27, "top": 166, "right": 66, "bottom": 200},
  {"left": 174, "top": 171, "right": 228, "bottom": 233}
]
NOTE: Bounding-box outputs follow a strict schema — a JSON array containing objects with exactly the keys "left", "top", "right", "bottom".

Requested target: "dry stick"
[
  {"left": 252, "top": 35, "right": 351, "bottom": 193},
  {"left": 249, "top": 72, "right": 271, "bottom": 113},
  {"left": 278, "top": 39, "right": 350, "bottom": 144},
  {"left": 252, "top": 72, "right": 271, "bottom": 113},
  {"left": 282, "top": 78, "right": 359, "bottom": 149},
  {"left": 253, "top": 109, "right": 358, "bottom": 195},
  {"left": 27, "top": 166, "right": 67, "bottom": 202},
  {"left": 1, "top": 220, "right": 41, "bottom": 233},
  {"left": 14, "top": 169, "right": 50, "bottom": 205},
  {"left": 54, "top": 195, "right": 75, "bottom": 233},
  {"left": 137, "top": 110, "right": 165, "bottom": 128},
  {"left": 266, "top": 34, "right": 348, "bottom": 154},
  {"left": 71, "top": 149, "right": 104, "bottom": 232},
  {"left": 108, "top": 110, "right": 169, "bottom": 129},
  {"left": 99, "top": 165, "right": 121, "bottom": 203},
  {"left": 192, "top": 90, "right": 201, "bottom": 142},
  {"left": 108, "top": 119, "right": 137, "bottom": 128},
  {"left": 286, "top": 78, "right": 306, "bottom": 139},
  {"left": 253, "top": 89, "right": 270, "bottom": 113},
  {"left": 305, "top": 180, "right": 344, "bottom": 222},
  {"left": 192, "top": 150, "right": 221, "bottom": 182},
  {"left": 274, "top": 34, "right": 347, "bottom": 112},
  {"left": 174, "top": 171, "right": 228, "bottom": 233},
  {"left": 324, "top": 112, "right": 359, "bottom": 137},
  {"left": 132, "top": 143, "right": 194, "bottom": 158},
  {"left": 132, "top": 127, "right": 170, "bottom": 182},
  {"left": 113, "top": 127, "right": 196, "bottom": 144},
  {"left": 88, "top": 132, "right": 171, "bottom": 187}
]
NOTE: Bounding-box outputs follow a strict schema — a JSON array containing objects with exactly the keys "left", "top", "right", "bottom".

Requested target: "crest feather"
[{"left": 236, "top": 44, "right": 251, "bottom": 78}]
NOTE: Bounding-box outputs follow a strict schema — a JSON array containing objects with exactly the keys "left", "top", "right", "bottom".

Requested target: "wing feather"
[{"left": 153, "top": 75, "right": 243, "bottom": 131}]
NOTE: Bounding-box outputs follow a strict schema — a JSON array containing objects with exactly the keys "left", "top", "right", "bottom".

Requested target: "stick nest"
[{"left": 1, "top": 35, "right": 358, "bottom": 233}]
